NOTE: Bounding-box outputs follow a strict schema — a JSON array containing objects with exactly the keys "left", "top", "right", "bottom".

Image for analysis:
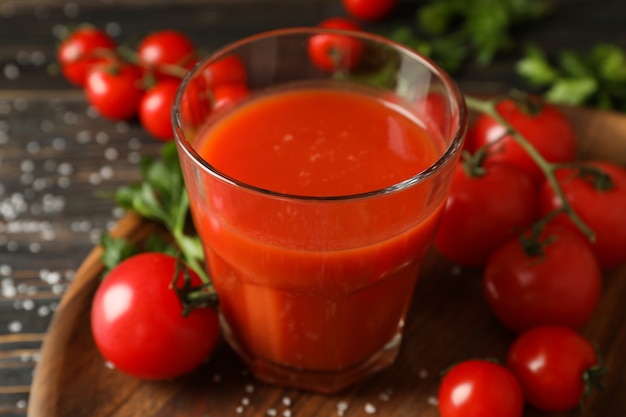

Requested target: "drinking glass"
[{"left": 172, "top": 27, "right": 466, "bottom": 393}]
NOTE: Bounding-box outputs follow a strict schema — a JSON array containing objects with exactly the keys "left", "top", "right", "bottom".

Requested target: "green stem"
[{"left": 464, "top": 95, "right": 596, "bottom": 242}]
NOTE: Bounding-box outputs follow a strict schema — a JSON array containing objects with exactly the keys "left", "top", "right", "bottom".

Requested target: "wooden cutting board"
[{"left": 27, "top": 105, "right": 626, "bottom": 417}]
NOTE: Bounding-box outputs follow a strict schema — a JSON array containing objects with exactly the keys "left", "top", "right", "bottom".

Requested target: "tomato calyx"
[
  {"left": 466, "top": 94, "right": 595, "bottom": 243},
  {"left": 171, "top": 258, "right": 219, "bottom": 316},
  {"left": 517, "top": 214, "right": 559, "bottom": 258},
  {"left": 582, "top": 361, "right": 606, "bottom": 402},
  {"left": 570, "top": 164, "right": 615, "bottom": 192},
  {"left": 508, "top": 89, "right": 545, "bottom": 117}
]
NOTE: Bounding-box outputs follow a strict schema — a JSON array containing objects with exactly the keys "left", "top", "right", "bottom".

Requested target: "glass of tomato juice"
[{"left": 172, "top": 27, "right": 466, "bottom": 393}]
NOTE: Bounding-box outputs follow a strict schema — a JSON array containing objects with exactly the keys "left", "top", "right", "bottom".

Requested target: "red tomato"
[
  {"left": 472, "top": 98, "right": 577, "bottom": 183},
  {"left": 342, "top": 0, "right": 397, "bottom": 21},
  {"left": 139, "top": 79, "right": 180, "bottom": 141},
  {"left": 57, "top": 26, "right": 117, "bottom": 87},
  {"left": 484, "top": 225, "right": 602, "bottom": 333},
  {"left": 434, "top": 161, "right": 538, "bottom": 267},
  {"left": 539, "top": 160, "right": 626, "bottom": 269},
  {"left": 507, "top": 326, "right": 601, "bottom": 412},
  {"left": 213, "top": 82, "right": 249, "bottom": 110},
  {"left": 91, "top": 253, "right": 220, "bottom": 380},
  {"left": 137, "top": 29, "right": 196, "bottom": 78},
  {"left": 308, "top": 17, "right": 363, "bottom": 72},
  {"left": 438, "top": 360, "right": 524, "bottom": 417},
  {"left": 85, "top": 62, "right": 144, "bottom": 120},
  {"left": 201, "top": 55, "right": 247, "bottom": 88}
]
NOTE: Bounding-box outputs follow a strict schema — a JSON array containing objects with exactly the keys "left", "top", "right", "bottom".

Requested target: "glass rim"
[{"left": 172, "top": 26, "right": 468, "bottom": 202}]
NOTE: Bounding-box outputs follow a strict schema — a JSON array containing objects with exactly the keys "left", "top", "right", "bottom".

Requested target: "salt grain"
[
  {"left": 30, "top": 50, "right": 46, "bottom": 66},
  {"left": 3, "top": 63, "right": 20, "bottom": 80},
  {"left": 63, "top": 2, "right": 80, "bottom": 18},
  {"left": 104, "top": 147, "right": 119, "bottom": 161},
  {"left": 427, "top": 396, "right": 439, "bottom": 406},
  {"left": 244, "top": 383, "right": 255, "bottom": 393},
  {"left": 29, "top": 242, "right": 42, "bottom": 253},
  {"left": 235, "top": 405, "right": 245, "bottom": 414},
  {"left": 8, "top": 320, "right": 23, "bottom": 333},
  {"left": 105, "top": 21, "right": 122, "bottom": 37},
  {"left": 419, "top": 369, "right": 428, "bottom": 379},
  {"left": 364, "top": 403, "right": 377, "bottom": 414},
  {"left": 115, "top": 121, "right": 129, "bottom": 133},
  {"left": 20, "top": 160, "right": 35, "bottom": 172},
  {"left": 52, "top": 137, "right": 67, "bottom": 150},
  {"left": 336, "top": 401, "right": 349, "bottom": 416},
  {"left": 266, "top": 408, "right": 277, "bottom": 416},
  {"left": 95, "top": 131, "right": 109, "bottom": 145},
  {"left": 282, "top": 410, "right": 291, "bottom": 417},
  {"left": 16, "top": 399, "right": 27, "bottom": 409},
  {"left": 76, "top": 130, "right": 92, "bottom": 144},
  {"left": 282, "top": 396, "right": 291, "bottom": 407},
  {"left": 37, "top": 305, "right": 51, "bottom": 317},
  {"left": 23, "top": 299, "right": 35, "bottom": 310},
  {"left": 40, "top": 119, "right": 55, "bottom": 133},
  {"left": 26, "top": 141, "right": 41, "bottom": 153}
]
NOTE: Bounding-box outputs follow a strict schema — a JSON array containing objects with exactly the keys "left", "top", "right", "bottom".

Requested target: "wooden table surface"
[{"left": 1, "top": 1, "right": 625, "bottom": 416}]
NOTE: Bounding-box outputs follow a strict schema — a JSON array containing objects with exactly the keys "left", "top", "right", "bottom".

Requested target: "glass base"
[{"left": 220, "top": 318, "right": 403, "bottom": 394}]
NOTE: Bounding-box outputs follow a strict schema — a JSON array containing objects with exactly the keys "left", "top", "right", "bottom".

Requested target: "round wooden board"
[{"left": 28, "top": 106, "right": 626, "bottom": 417}]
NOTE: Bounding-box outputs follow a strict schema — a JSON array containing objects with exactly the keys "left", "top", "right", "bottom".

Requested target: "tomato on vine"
[
  {"left": 438, "top": 360, "right": 524, "bottom": 417},
  {"left": 308, "top": 17, "right": 363, "bottom": 72},
  {"left": 139, "top": 79, "right": 181, "bottom": 141},
  {"left": 472, "top": 97, "right": 577, "bottom": 183},
  {"left": 202, "top": 55, "right": 247, "bottom": 87},
  {"left": 484, "top": 224, "right": 602, "bottom": 333},
  {"left": 539, "top": 160, "right": 626, "bottom": 269},
  {"left": 57, "top": 25, "right": 117, "bottom": 87},
  {"left": 507, "top": 325, "right": 603, "bottom": 412},
  {"left": 137, "top": 29, "right": 197, "bottom": 79},
  {"left": 91, "top": 253, "right": 220, "bottom": 380},
  {"left": 342, "top": 0, "right": 397, "bottom": 21},
  {"left": 85, "top": 62, "right": 144, "bottom": 120},
  {"left": 434, "top": 160, "right": 538, "bottom": 267}
]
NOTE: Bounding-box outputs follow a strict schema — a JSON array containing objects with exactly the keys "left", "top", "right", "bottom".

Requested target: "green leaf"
[
  {"left": 544, "top": 77, "right": 598, "bottom": 106},
  {"left": 417, "top": 1, "right": 457, "bottom": 35},
  {"left": 99, "top": 233, "right": 138, "bottom": 277},
  {"left": 557, "top": 50, "right": 592, "bottom": 78},
  {"left": 591, "top": 44, "right": 626, "bottom": 81},
  {"left": 516, "top": 45, "right": 560, "bottom": 86}
]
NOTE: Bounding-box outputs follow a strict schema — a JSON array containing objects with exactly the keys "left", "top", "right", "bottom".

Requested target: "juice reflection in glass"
[{"left": 173, "top": 28, "right": 466, "bottom": 393}]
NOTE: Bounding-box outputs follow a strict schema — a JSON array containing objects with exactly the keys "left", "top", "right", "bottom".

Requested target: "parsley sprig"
[
  {"left": 112, "top": 141, "right": 209, "bottom": 284},
  {"left": 516, "top": 43, "right": 626, "bottom": 111},
  {"left": 384, "top": 0, "right": 549, "bottom": 72}
]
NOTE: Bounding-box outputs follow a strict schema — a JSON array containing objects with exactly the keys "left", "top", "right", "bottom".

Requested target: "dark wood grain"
[
  {"left": 1, "top": 1, "right": 626, "bottom": 417},
  {"left": 26, "top": 107, "right": 626, "bottom": 417}
]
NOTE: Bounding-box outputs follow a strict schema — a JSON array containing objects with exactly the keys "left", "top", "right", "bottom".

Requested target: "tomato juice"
[{"left": 184, "top": 81, "right": 450, "bottom": 383}]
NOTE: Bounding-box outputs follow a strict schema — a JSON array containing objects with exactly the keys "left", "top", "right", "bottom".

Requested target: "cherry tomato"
[
  {"left": 308, "top": 17, "right": 363, "bottom": 72},
  {"left": 484, "top": 225, "right": 602, "bottom": 333},
  {"left": 438, "top": 360, "right": 524, "bottom": 417},
  {"left": 434, "top": 161, "right": 538, "bottom": 267},
  {"left": 342, "top": 0, "right": 397, "bottom": 21},
  {"left": 539, "top": 160, "right": 626, "bottom": 269},
  {"left": 139, "top": 79, "right": 180, "bottom": 141},
  {"left": 137, "top": 29, "right": 196, "bottom": 78},
  {"left": 91, "top": 253, "right": 220, "bottom": 380},
  {"left": 85, "top": 62, "right": 144, "bottom": 120},
  {"left": 201, "top": 55, "right": 247, "bottom": 88},
  {"left": 472, "top": 98, "right": 577, "bottom": 183},
  {"left": 57, "top": 26, "right": 117, "bottom": 87},
  {"left": 507, "top": 326, "right": 601, "bottom": 412}
]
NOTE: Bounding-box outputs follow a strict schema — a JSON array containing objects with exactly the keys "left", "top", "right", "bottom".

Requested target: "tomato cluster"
[
  {"left": 439, "top": 325, "right": 602, "bottom": 417},
  {"left": 435, "top": 96, "right": 626, "bottom": 333},
  {"left": 435, "top": 95, "right": 625, "bottom": 415},
  {"left": 57, "top": 25, "right": 248, "bottom": 141}
]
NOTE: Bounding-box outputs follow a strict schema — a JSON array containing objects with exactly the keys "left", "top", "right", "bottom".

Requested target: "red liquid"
[{"left": 189, "top": 85, "right": 444, "bottom": 372}]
